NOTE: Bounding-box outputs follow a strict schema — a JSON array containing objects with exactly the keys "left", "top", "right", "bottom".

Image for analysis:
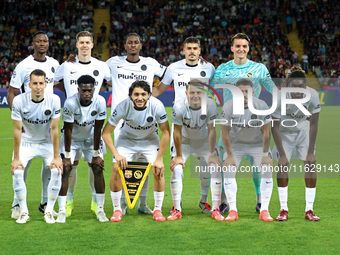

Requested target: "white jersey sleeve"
[
  {"left": 108, "top": 102, "right": 127, "bottom": 127},
  {"left": 161, "top": 65, "right": 174, "bottom": 86}
]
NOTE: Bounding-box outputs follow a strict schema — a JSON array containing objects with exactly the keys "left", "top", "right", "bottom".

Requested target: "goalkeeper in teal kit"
[{"left": 211, "top": 33, "right": 278, "bottom": 213}]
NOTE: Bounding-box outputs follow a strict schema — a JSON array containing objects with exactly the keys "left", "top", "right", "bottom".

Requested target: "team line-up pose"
[{"left": 9, "top": 32, "right": 320, "bottom": 223}]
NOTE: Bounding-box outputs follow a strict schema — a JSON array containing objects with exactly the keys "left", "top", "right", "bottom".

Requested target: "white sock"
[
  {"left": 171, "top": 165, "right": 183, "bottom": 211},
  {"left": 13, "top": 161, "right": 30, "bottom": 207},
  {"left": 305, "top": 187, "right": 316, "bottom": 212},
  {"left": 278, "top": 186, "right": 288, "bottom": 211},
  {"left": 154, "top": 191, "right": 164, "bottom": 211},
  {"left": 256, "top": 194, "right": 261, "bottom": 204},
  {"left": 111, "top": 190, "right": 122, "bottom": 211},
  {"left": 96, "top": 193, "right": 105, "bottom": 212},
  {"left": 211, "top": 177, "right": 222, "bottom": 210},
  {"left": 66, "top": 165, "right": 78, "bottom": 202},
  {"left": 198, "top": 158, "right": 210, "bottom": 202},
  {"left": 139, "top": 175, "right": 149, "bottom": 205},
  {"left": 224, "top": 178, "right": 237, "bottom": 212},
  {"left": 58, "top": 196, "right": 67, "bottom": 213},
  {"left": 45, "top": 168, "right": 61, "bottom": 213},
  {"left": 260, "top": 178, "right": 273, "bottom": 212},
  {"left": 41, "top": 163, "right": 50, "bottom": 204},
  {"left": 13, "top": 170, "right": 28, "bottom": 214},
  {"left": 88, "top": 166, "right": 96, "bottom": 202}
]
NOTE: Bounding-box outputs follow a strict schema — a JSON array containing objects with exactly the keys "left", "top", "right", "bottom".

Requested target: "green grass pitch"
[{"left": 0, "top": 106, "right": 339, "bottom": 254}]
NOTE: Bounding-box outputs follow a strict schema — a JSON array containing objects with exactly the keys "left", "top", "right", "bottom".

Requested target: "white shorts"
[
  {"left": 113, "top": 134, "right": 160, "bottom": 164},
  {"left": 59, "top": 131, "right": 82, "bottom": 160},
  {"left": 272, "top": 130, "right": 309, "bottom": 161},
  {"left": 223, "top": 143, "right": 263, "bottom": 168},
  {"left": 68, "top": 138, "right": 105, "bottom": 164},
  {"left": 14, "top": 141, "right": 54, "bottom": 168},
  {"left": 170, "top": 136, "right": 213, "bottom": 163}
]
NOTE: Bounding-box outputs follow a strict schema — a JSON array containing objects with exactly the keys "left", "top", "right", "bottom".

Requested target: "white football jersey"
[
  {"left": 10, "top": 55, "right": 59, "bottom": 93},
  {"left": 272, "top": 86, "right": 321, "bottom": 133},
  {"left": 63, "top": 94, "right": 107, "bottom": 141},
  {"left": 106, "top": 56, "right": 166, "bottom": 111},
  {"left": 11, "top": 92, "right": 61, "bottom": 143},
  {"left": 108, "top": 96, "right": 168, "bottom": 140},
  {"left": 220, "top": 97, "right": 271, "bottom": 144},
  {"left": 171, "top": 98, "right": 218, "bottom": 140},
  {"left": 55, "top": 56, "right": 111, "bottom": 97},
  {"left": 161, "top": 59, "right": 215, "bottom": 104}
]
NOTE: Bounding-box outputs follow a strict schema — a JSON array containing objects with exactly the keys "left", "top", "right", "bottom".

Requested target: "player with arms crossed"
[
  {"left": 152, "top": 37, "right": 216, "bottom": 213},
  {"left": 272, "top": 67, "right": 321, "bottom": 221},
  {"left": 8, "top": 31, "right": 60, "bottom": 217},
  {"left": 212, "top": 33, "right": 278, "bottom": 213},
  {"left": 220, "top": 78, "right": 274, "bottom": 222},
  {"left": 102, "top": 81, "right": 170, "bottom": 222},
  {"left": 11, "top": 69, "right": 62, "bottom": 224},
  {"left": 56, "top": 75, "right": 108, "bottom": 223},
  {"left": 168, "top": 81, "right": 222, "bottom": 221},
  {"left": 54, "top": 31, "right": 111, "bottom": 217},
  {"left": 106, "top": 32, "right": 166, "bottom": 215}
]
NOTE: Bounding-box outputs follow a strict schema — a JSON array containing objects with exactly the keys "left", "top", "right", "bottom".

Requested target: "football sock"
[
  {"left": 278, "top": 186, "right": 288, "bottom": 211},
  {"left": 139, "top": 175, "right": 149, "bottom": 206},
  {"left": 12, "top": 161, "right": 31, "bottom": 207},
  {"left": 111, "top": 190, "right": 122, "bottom": 211},
  {"left": 252, "top": 166, "right": 261, "bottom": 201},
  {"left": 198, "top": 158, "right": 210, "bottom": 203},
  {"left": 153, "top": 191, "right": 164, "bottom": 211},
  {"left": 171, "top": 165, "right": 183, "bottom": 211},
  {"left": 260, "top": 177, "right": 273, "bottom": 212},
  {"left": 224, "top": 178, "right": 237, "bottom": 212},
  {"left": 45, "top": 168, "right": 61, "bottom": 213},
  {"left": 66, "top": 165, "right": 78, "bottom": 202},
  {"left": 88, "top": 166, "right": 96, "bottom": 203},
  {"left": 211, "top": 178, "right": 222, "bottom": 210},
  {"left": 58, "top": 196, "right": 67, "bottom": 213},
  {"left": 96, "top": 193, "right": 105, "bottom": 213},
  {"left": 13, "top": 170, "right": 28, "bottom": 214},
  {"left": 41, "top": 163, "right": 50, "bottom": 204},
  {"left": 305, "top": 187, "right": 316, "bottom": 212}
]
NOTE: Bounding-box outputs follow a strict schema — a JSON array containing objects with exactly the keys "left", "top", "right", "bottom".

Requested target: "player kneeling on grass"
[
  {"left": 221, "top": 78, "right": 274, "bottom": 222},
  {"left": 102, "top": 81, "right": 170, "bottom": 222},
  {"left": 11, "top": 69, "right": 62, "bottom": 224},
  {"left": 56, "top": 75, "right": 109, "bottom": 223},
  {"left": 167, "top": 81, "right": 222, "bottom": 221},
  {"left": 272, "top": 67, "right": 321, "bottom": 221}
]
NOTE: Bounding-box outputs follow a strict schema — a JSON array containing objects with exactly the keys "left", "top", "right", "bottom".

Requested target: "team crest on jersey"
[
  {"left": 51, "top": 67, "right": 55, "bottom": 73},
  {"left": 91, "top": 110, "right": 97, "bottom": 116},
  {"left": 112, "top": 109, "right": 117, "bottom": 117},
  {"left": 200, "top": 71, "right": 206, "bottom": 77},
  {"left": 251, "top": 114, "right": 257, "bottom": 119},
  {"left": 141, "top": 65, "right": 147, "bottom": 71},
  {"left": 45, "top": 110, "right": 51, "bottom": 116},
  {"left": 12, "top": 71, "right": 16, "bottom": 78},
  {"left": 93, "top": 70, "right": 99, "bottom": 76},
  {"left": 147, "top": 116, "right": 153, "bottom": 122},
  {"left": 247, "top": 72, "right": 253, "bottom": 78}
]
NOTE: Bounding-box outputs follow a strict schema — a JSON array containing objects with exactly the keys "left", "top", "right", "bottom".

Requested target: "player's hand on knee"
[
  {"left": 115, "top": 154, "right": 127, "bottom": 169},
  {"left": 11, "top": 159, "right": 24, "bottom": 175},
  {"left": 278, "top": 155, "right": 289, "bottom": 168},
  {"left": 63, "top": 158, "right": 72, "bottom": 171},
  {"left": 153, "top": 159, "right": 164, "bottom": 178},
  {"left": 305, "top": 153, "right": 316, "bottom": 166},
  {"left": 223, "top": 156, "right": 236, "bottom": 168},
  {"left": 208, "top": 155, "right": 221, "bottom": 167},
  {"left": 261, "top": 156, "right": 273, "bottom": 167},
  {"left": 91, "top": 156, "right": 105, "bottom": 170},
  {"left": 50, "top": 157, "right": 63, "bottom": 174},
  {"left": 170, "top": 156, "right": 185, "bottom": 171}
]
